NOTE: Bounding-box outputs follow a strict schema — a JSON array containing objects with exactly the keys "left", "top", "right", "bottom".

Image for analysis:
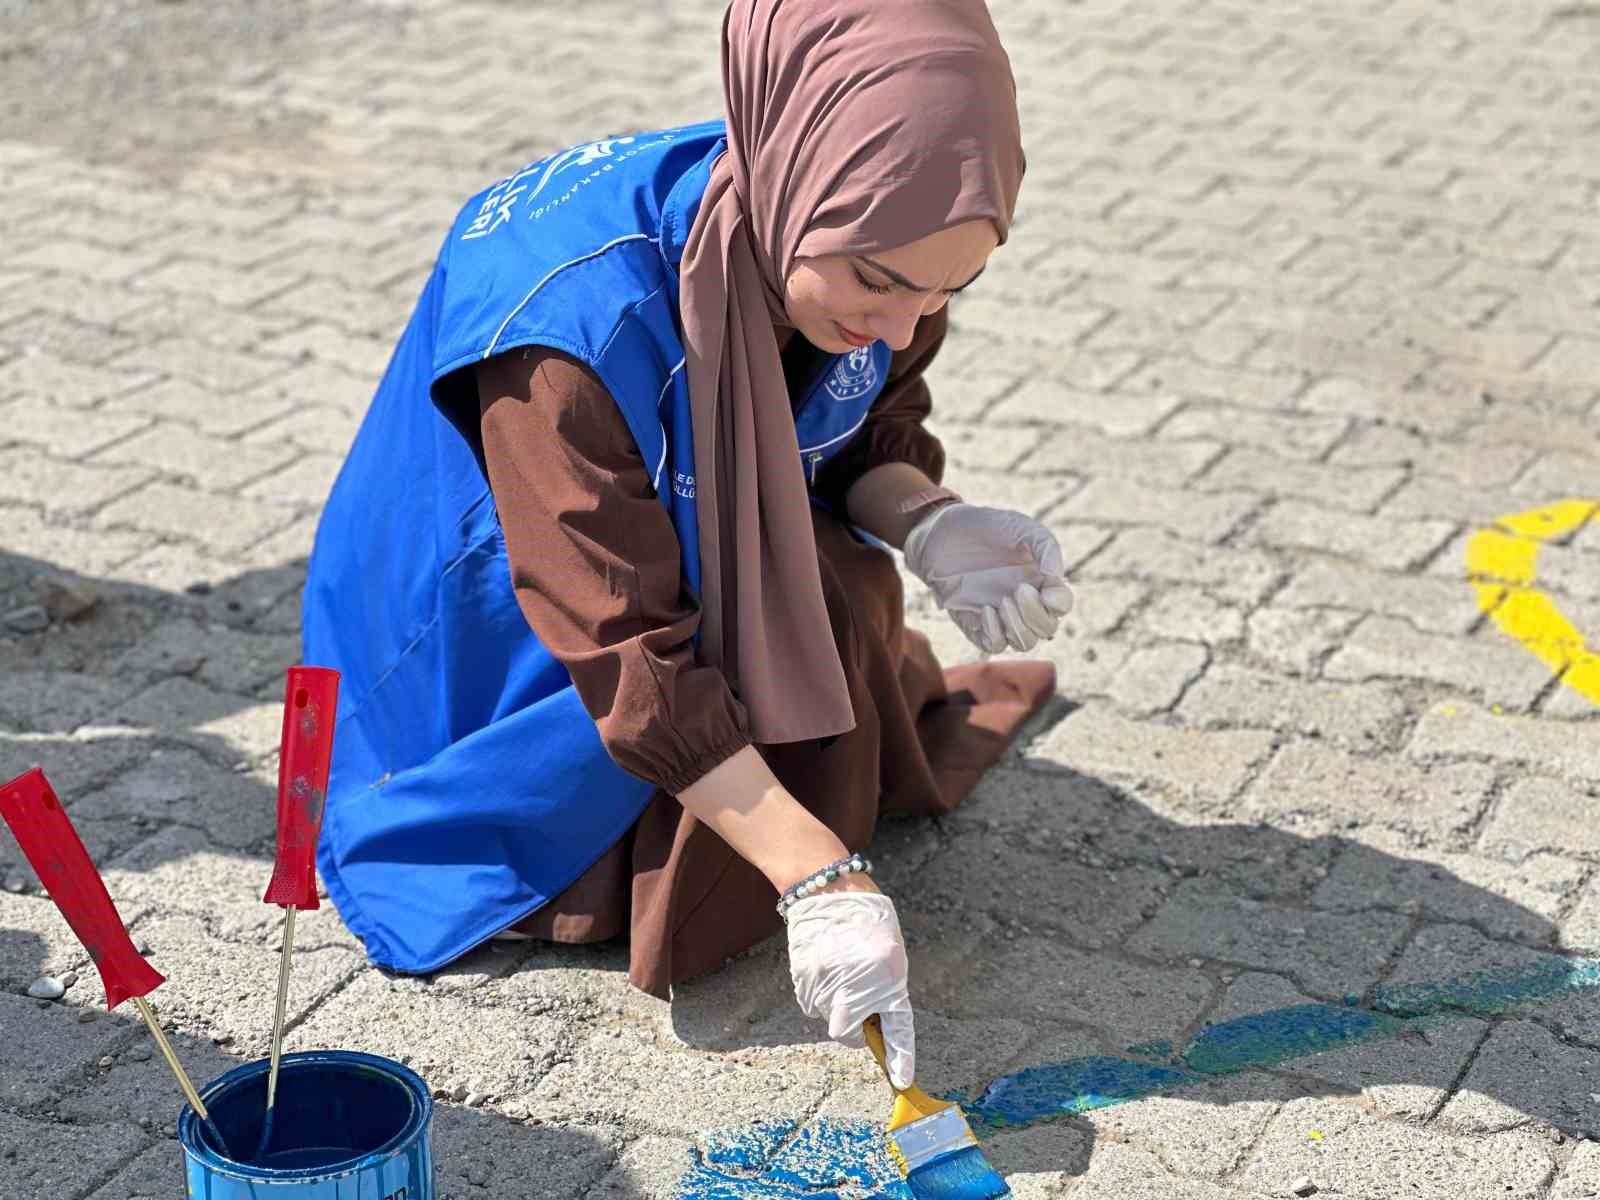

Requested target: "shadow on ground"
[{"left": 2, "top": 549, "right": 1596, "bottom": 1197}]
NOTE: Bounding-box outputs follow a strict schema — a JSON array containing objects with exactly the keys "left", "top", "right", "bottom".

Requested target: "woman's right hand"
[{"left": 786, "top": 891, "right": 916, "bottom": 1089}]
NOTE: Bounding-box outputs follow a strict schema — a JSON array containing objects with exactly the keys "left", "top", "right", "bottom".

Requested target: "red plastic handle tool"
[
  {"left": 261, "top": 666, "right": 340, "bottom": 911},
  {"left": 0, "top": 768, "right": 165, "bottom": 1010}
]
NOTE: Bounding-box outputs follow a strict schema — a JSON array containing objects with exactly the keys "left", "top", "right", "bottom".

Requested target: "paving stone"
[
  {"left": 0, "top": 726, "right": 150, "bottom": 811},
  {"left": 0, "top": 990, "right": 132, "bottom": 1106},
  {"left": 1060, "top": 580, "right": 1145, "bottom": 638},
  {"left": 1084, "top": 1072, "right": 1292, "bottom": 1180},
  {"left": 1056, "top": 477, "right": 1256, "bottom": 541},
  {"left": 1033, "top": 705, "right": 1275, "bottom": 809},
  {"left": 1249, "top": 499, "right": 1457, "bottom": 571},
  {"left": 1238, "top": 1096, "right": 1554, "bottom": 1199},
  {"left": 1552, "top": 1139, "right": 1600, "bottom": 1200},
  {"left": 1314, "top": 829, "right": 1580, "bottom": 945},
  {"left": 1382, "top": 924, "right": 1600, "bottom": 1046},
  {"left": 590, "top": 1134, "right": 694, "bottom": 1200},
  {"left": 0, "top": 1110, "right": 148, "bottom": 1197},
  {"left": 81, "top": 1142, "right": 188, "bottom": 1200},
  {"left": 1136, "top": 588, "right": 1245, "bottom": 645},
  {"left": 971, "top": 1119, "right": 1091, "bottom": 1199},
  {"left": 989, "top": 380, "right": 1182, "bottom": 437},
  {"left": 6, "top": 349, "right": 157, "bottom": 406},
  {"left": 915, "top": 926, "right": 1213, "bottom": 1051},
  {"left": 530, "top": 1025, "right": 828, "bottom": 1135},
  {"left": 934, "top": 422, "right": 1049, "bottom": 472},
  {"left": 0, "top": 669, "right": 143, "bottom": 733},
  {"left": 1481, "top": 778, "right": 1600, "bottom": 863},
  {"left": 916, "top": 832, "right": 1166, "bottom": 942},
  {"left": 239, "top": 451, "right": 344, "bottom": 508},
  {"left": 102, "top": 677, "right": 282, "bottom": 761},
  {"left": 1082, "top": 527, "right": 1283, "bottom": 606},
  {"left": 1129, "top": 880, "right": 1410, "bottom": 999},
  {"left": 1200, "top": 447, "right": 1404, "bottom": 513},
  {"left": 1179, "top": 666, "right": 1407, "bottom": 748},
  {"left": 0, "top": 893, "right": 93, "bottom": 995},
  {"left": 0, "top": 504, "right": 155, "bottom": 576},
  {"left": 1409, "top": 700, "right": 1600, "bottom": 787},
  {"left": 1439, "top": 1020, "right": 1600, "bottom": 1140},
  {"left": 101, "top": 376, "right": 297, "bottom": 437},
  {"left": 95, "top": 480, "right": 294, "bottom": 555},
  {"left": 1245, "top": 605, "right": 1359, "bottom": 676},
  {"left": 0, "top": 395, "right": 151, "bottom": 457},
  {"left": 97, "top": 822, "right": 273, "bottom": 930},
  {"left": 55, "top": 1029, "right": 241, "bottom": 1126},
  {"left": 1331, "top": 423, "right": 1539, "bottom": 488},
  {"left": 1244, "top": 741, "right": 1494, "bottom": 847},
  {"left": 0, "top": 445, "right": 154, "bottom": 516},
  {"left": 91, "top": 422, "right": 297, "bottom": 492},
  {"left": 1067, "top": 1140, "right": 1270, "bottom": 1199},
  {"left": 1029, "top": 424, "right": 1222, "bottom": 486},
  {"left": 432, "top": 1106, "right": 623, "bottom": 1197},
  {"left": 1561, "top": 879, "right": 1600, "bottom": 954},
  {"left": 1273, "top": 559, "right": 1482, "bottom": 636},
  {"left": 1325, "top": 617, "right": 1556, "bottom": 712},
  {"left": 1296, "top": 375, "right": 1483, "bottom": 437},
  {"left": 1202, "top": 971, "right": 1486, "bottom": 1121},
  {"left": 111, "top": 616, "right": 300, "bottom": 697},
  {"left": 289, "top": 969, "right": 568, "bottom": 1102},
  {"left": 1107, "top": 642, "right": 1208, "bottom": 717},
  {"left": 1159, "top": 403, "right": 1349, "bottom": 460}
]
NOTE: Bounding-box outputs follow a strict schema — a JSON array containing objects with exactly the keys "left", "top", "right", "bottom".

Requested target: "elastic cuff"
[{"left": 659, "top": 730, "right": 753, "bottom": 796}]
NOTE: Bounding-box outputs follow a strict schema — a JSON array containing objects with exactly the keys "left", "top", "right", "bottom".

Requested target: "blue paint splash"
[
  {"left": 680, "top": 1118, "right": 910, "bottom": 1199},
  {"left": 673, "top": 957, "right": 1600, "bottom": 1198}
]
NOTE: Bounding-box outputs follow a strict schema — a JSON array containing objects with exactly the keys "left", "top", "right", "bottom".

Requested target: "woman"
[{"left": 303, "top": 0, "right": 1073, "bottom": 1090}]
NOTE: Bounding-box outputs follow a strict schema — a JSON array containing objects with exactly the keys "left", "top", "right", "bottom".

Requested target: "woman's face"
[{"left": 784, "top": 219, "right": 999, "bottom": 354}]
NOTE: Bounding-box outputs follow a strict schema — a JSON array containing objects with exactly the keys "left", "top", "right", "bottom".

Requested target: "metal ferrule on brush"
[{"left": 887, "top": 1105, "right": 980, "bottom": 1175}]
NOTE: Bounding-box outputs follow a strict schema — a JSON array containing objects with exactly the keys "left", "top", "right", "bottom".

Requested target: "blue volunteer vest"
[{"left": 302, "top": 121, "right": 892, "bottom": 974}]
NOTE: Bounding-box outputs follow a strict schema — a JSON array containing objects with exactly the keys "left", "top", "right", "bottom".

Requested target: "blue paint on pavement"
[{"left": 672, "top": 957, "right": 1600, "bottom": 1198}]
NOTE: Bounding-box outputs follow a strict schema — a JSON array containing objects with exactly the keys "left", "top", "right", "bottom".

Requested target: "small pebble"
[
  {"left": 451, "top": 1084, "right": 469, "bottom": 1102},
  {"left": 2, "top": 605, "right": 50, "bottom": 634},
  {"left": 184, "top": 581, "right": 213, "bottom": 596},
  {"left": 98, "top": 1055, "right": 115, "bottom": 1069},
  {"left": 2, "top": 876, "right": 26, "bottom": 894},
  {"left": 128, "top": 1045, "right": 153, "bottom": 1062},
  {"left": 1550, "top": 1128, "right": 1565, "bottom": 1144},
  {"left": 26, "top": 976, "right": 65, "bottom": 1001},
  {"left": 60, "top": 972, "right": 77, "bottom": 989},
  {"left": 1291, "top": 1178, "right": 1318, "bottom": 1197},
  {"left": 77, "top": 1009, "right": 98, "bottom": 1023},
  {"left": 466, "top": 1092, "right": 486, "bottom": 1108}
]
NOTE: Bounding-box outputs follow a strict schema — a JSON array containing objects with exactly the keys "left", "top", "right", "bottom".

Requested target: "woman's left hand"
[{"left": 903, "top": 502, "right": 1075, "bottom": 654}]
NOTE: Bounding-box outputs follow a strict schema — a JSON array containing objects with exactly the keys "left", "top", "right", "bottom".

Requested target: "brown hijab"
[{"left": 677, "top": 0, "right": 1025, "bottom": 744}]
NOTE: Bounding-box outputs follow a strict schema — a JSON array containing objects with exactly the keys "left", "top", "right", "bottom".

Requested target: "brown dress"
[{"left": 472, "top": 310, "right": 1054, "bottom": 997}]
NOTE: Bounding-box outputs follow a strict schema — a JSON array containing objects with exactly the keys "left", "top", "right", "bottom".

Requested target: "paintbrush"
[
  {"left": 0, "top": 767, "right": 234, "bottom": 1158},
  {"left": 253, "top": 665, "right": 340, "bottom": 1163},
  {"left": 863, "top": 1015, "right": 1011, "bottom": 1200}
]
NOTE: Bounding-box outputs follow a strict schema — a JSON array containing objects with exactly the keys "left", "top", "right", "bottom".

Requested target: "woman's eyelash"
[{"left": 853, "top": 268, "right": 892, "bottom": 295}]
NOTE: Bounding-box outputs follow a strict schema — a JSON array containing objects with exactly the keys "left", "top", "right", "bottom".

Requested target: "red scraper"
[
  {"left": 0, "top": 766, "right": 232, "bottom": 1156},
  {"left": 254, "top": 666, "right": 339, "bottom": 1161}
]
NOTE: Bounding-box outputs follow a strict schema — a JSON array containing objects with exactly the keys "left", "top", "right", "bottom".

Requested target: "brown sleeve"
[
  {"left": 811, "top": 306, "right": 950, "bottom": 511},
  {"left": 476, "top": 346, "right": 751, "bottom": 793}
]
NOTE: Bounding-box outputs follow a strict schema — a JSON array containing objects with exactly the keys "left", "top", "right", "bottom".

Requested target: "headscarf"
[{"left": 678, "top": 0, "right": 1025, "bottom": 744}]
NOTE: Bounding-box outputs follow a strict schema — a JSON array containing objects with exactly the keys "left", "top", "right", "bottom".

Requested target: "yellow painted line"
[{"left": 1466, "top": 499, "right": 1600, "bottom": 707}]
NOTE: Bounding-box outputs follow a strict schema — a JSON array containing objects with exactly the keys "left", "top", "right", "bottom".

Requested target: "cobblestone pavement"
[{"left": 1, "top": 1, "right": 1598, "bottom": 1197}]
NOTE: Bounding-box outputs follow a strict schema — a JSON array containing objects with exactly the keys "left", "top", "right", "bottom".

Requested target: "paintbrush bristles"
[{"left": 905, "top": 1146, "right": 1012, "bottom": 1200}]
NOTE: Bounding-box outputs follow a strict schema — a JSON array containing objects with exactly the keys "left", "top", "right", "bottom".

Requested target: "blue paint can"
[{"left": 178, "top": 1050, "right": 434, "bottom": 1199}]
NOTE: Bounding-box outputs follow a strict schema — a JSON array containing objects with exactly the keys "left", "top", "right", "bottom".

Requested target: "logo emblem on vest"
[{"left": 824, "top": 346, "right": 879, "bottom": 402}]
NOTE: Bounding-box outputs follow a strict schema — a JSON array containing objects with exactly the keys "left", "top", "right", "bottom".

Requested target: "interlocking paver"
[{"left": 3, "top": 1, "right": 1598, "bottom": 1195}]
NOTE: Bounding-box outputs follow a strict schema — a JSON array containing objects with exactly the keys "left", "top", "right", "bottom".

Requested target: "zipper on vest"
[{"left": 807, "top": 452, "right": 823, "bottom": 485}]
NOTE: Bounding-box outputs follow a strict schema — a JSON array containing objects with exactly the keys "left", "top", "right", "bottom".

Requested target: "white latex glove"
[
  {"left": 903, "top": 502, "right": 1076, "bottom": 654},
  {"left": 787, "top": 892, "right": 916, "bottom": 1089}
]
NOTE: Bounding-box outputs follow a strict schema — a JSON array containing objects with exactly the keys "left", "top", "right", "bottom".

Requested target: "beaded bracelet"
[{"left": 775, "top": 853, "right": 872, "bottom": 920}]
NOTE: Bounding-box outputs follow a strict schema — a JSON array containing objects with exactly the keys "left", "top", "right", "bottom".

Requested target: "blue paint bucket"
[{"left": 178, "top": 1050, "right": 434, "bottom": 1199}]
